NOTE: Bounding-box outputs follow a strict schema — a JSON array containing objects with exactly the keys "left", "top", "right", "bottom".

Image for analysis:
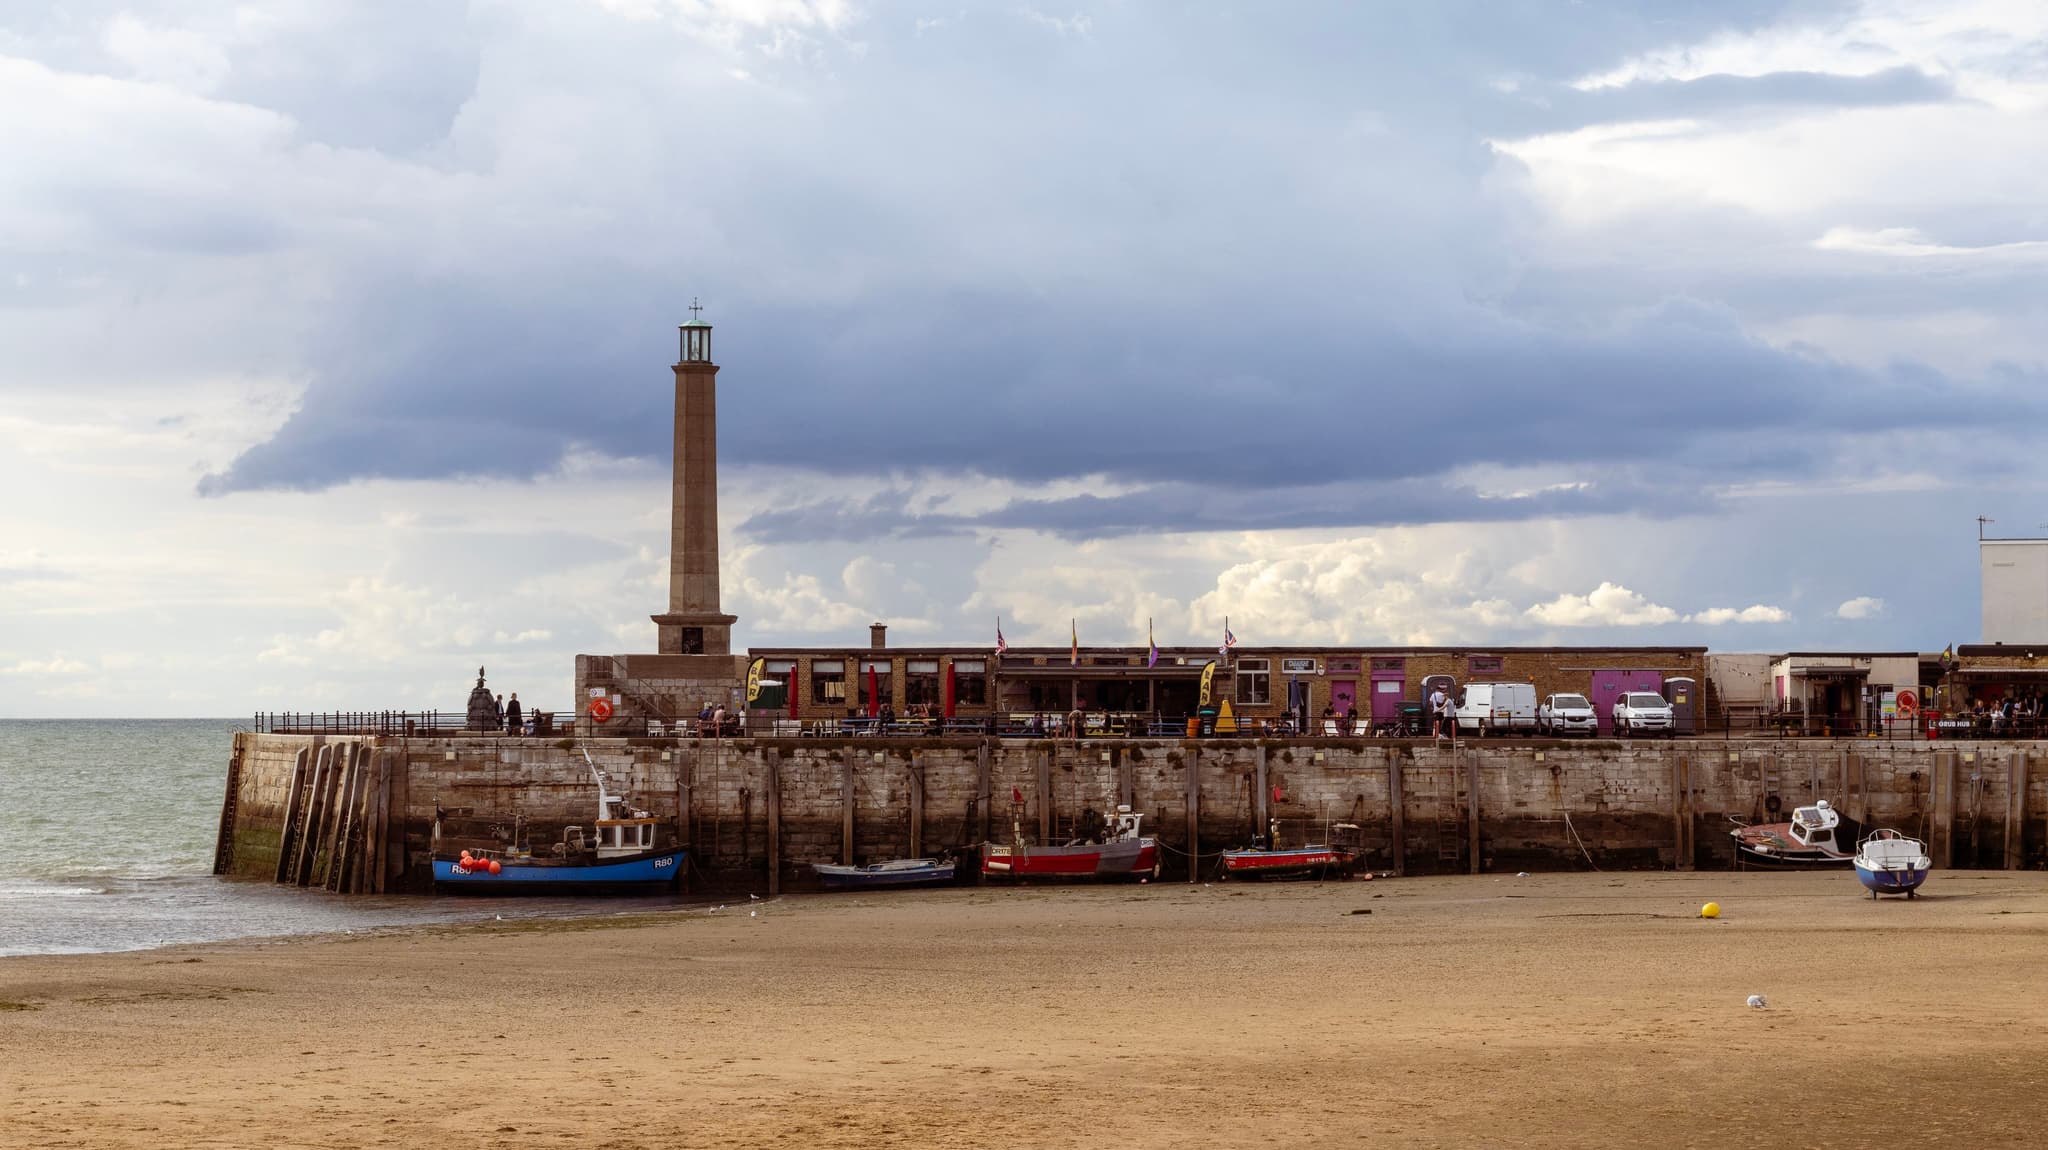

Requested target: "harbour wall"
[{"left": 214, "top": 732, "right": 2048, "bottom": 892}]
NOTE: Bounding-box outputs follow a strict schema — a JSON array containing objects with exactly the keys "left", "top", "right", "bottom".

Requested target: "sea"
[{"left": 0, "top": 719, "right": 683, "bottom": 957}]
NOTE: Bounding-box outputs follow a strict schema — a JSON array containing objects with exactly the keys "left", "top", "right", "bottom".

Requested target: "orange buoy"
[
  {"left": 589, "top": 698, "right": 614, "bottom": 723},
  {"left": 487, "top": 860, "right": 503, "bottom": 876}
]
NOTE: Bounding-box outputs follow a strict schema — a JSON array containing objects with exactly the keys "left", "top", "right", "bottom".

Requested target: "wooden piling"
[
  {"left": 293, "top": 744, "right": 334, "bottom": 887},
  {"left": 1932, "top": 750, "right": 1956, "bottom": 868},
  {"left": 1466, "top": 748, "right": 1481, "bottom": 875},
  {"left": 1388, "top": 752, "right": 1406, "bottom": 878},
  {"left": 327, "top": 744, "right": 363, "bottom": 892},
  {"left": 976, "top": 739, "right": 992, "bottom": 846},
  {"left": 1184, "top": 746, "right": 1200, "bottom": 883},
  {"left": 369, "top": 748, "right": 393, "bottom": 894},
  {"left": 212, "top": 734, "right": 246, "bottom": 876},
  {"left": 1037, "top": 749, "right": 1052, "bottom": 843},
  {"left": 676, "top": 746, "right": 694, "bottom": 854},
  {"left": 908, "top": 759, "right": 925, "bottom": 859},
  {"left": 2006, "top": 751, "right": 2028, "bottom": 871},
  {"left": 842, "top": 756, "right": 856, "bottom": 866},
  {"left": 1115, "top": 747, "right": 1133, "bottom": 810},
  {"left": 1672, "top": 754, "right": 1694, "bottom": 871},
  {"left": 273, "top": 747, "right": 310, "bottom": 884},
  {"left": 1255, "top": 744, "right": 1269, "bottom": 840},
  {"left": 766, "top": 755, "right": 781, "bottom": 896}
]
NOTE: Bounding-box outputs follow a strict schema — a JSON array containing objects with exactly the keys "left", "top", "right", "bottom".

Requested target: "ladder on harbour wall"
[
  {"left": 1436, "top": 765, "right": 1461, "bottom": 867},
  {"left": 211, "top": 737, "right": 245, "bottom": 875}
]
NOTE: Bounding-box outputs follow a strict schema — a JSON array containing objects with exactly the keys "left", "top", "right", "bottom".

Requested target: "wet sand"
[{"left": 4, "top": 870, "right": 2048, "bottom": 1148}]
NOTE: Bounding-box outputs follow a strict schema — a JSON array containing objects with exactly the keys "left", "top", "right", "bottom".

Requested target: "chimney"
[{"left": 870, "top": 622, "right": 888, "bottom": 650}]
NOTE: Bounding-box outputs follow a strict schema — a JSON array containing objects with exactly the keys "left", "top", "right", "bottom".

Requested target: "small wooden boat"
[
  {"left": 813, "top": 857, "right": 956, "bottom": 891},
  {"left": 982, "top": 805, "right": 1159, "bottom": 881},
  {"left": 1731, "top": 799, "right": 1859, "bottom": 866},
  {"left": 1854, "top": 829, "right": 1930, "bottom": 899},
  {"left": 436, "top": 751, "right": 685, "bottom": 893}
]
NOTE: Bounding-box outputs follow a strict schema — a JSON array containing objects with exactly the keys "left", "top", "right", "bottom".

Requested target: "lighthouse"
[{"left": 651, "top": 303, "right": 737, "bottom": 656}]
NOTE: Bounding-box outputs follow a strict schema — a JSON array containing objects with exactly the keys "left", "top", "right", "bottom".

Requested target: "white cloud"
[
  {"left": 0, "top": 656, "right": 91, "bottom": 674},
  {"left": 1836, "top": 595, "right": 1886, "bottom": 620},
  {"left": 103, "top": 13, "right": 232, "bottom": 94},
  {"left": 1813, "top": 226, "right": 2048, "bottom": 260},
  {"left": 1524, "top": 582, "right": 1679, "bottom": 628},
  {"left": 1688, "top": 604, "right": 1789, "bottom": 625}
]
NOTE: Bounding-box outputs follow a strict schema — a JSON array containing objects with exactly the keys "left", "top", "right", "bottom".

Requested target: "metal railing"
[{"left": 253, "top": 710, "right": 564, "bottom": 736}]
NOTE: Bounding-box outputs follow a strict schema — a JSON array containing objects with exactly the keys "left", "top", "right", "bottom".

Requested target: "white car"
[
  {"left": 1612, "top": 691, "right": 1675, "bottom": 737},
  {"left": 1538, "top": 693, "right": 1597, "bottom": 736}
]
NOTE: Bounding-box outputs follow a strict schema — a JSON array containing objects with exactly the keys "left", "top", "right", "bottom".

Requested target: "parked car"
[
  {"left": 1538, "top": 693, "right": 1597, "bottom": 736},
  {"left": 1455, "top": 682, "right": 1538, "bottom": 736},
  {"left": 1612, "top": 691, "right": 1676, "bottom": 737}
]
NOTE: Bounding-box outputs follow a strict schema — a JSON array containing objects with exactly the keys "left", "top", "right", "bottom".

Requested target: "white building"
[{"left": 1981, "top": 539, "right": 2048, "bottom": 643}]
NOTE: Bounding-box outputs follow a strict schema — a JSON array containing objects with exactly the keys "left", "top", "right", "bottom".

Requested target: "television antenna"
[{"left": 1978, "top": 516, "right": 1995, "bottom": 540}]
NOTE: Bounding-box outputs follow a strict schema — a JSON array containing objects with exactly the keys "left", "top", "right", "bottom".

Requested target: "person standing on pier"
[{"left": 504, "top": 692, "right": 523, "bottom": 736}]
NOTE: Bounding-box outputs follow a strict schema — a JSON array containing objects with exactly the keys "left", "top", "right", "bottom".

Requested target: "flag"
[
  {"left": 995, "top": 618, "right": 1008, "bottom": 657},
  {"left": 1147, "top": 617, "right": 1158, "bottom": 669},
  {"left": 1011, "top": 787, "right": 1024, "bottom": 805},
  {"left": 1070, "top": 619, "right": 1078, "bottom": 667},
  {"left": 1219, "top": 617, "right": 1238, "bottom": 656}
]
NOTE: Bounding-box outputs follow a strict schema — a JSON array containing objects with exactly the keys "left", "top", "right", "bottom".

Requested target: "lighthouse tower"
[
  {"left": 651, "top": 306, "right": 737, "bottom": 656},
  {"left": 572, "top": 304, "right": 746, "bottom": 731}
]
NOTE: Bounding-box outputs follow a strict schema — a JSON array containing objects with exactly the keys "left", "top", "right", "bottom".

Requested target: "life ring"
[{"left": 589, "top": 698, "right": 614, "bottom": 723}]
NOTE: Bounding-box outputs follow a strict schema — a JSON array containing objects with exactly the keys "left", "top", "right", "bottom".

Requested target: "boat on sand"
[
  {"left": 982, "top": 805, "right": 1159, "bottom": 881},
  {"left": 813, "top": 857, "right": 957, "bottom": 891},
  {"left": 1730, "top": 799, "right": 1859, "bottom": 866},
  {"left": 1854, "top": 830, "right": 1931, "bottom": 899}
]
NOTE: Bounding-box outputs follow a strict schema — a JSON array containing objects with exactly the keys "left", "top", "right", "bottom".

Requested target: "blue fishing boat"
[
  {"left": 435, "top": 750, "right": 686, "bottom": 894},
  {"left": 812, "top": 857, "right": 956, "bottom": 891},
  {"left": 1853, "top": 829, "right": 1930, "bottom": 899}
]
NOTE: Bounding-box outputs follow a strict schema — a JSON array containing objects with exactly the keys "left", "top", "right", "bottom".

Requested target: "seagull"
[
  {"left": 749, "top": 894, "right": 760, "bottom": 901},
  {"left": 1747, "top": 995, "right": 1768, "bottom": 1009},
  {"left": 750, "top": 910, "right": 757, "bottom": 918}
]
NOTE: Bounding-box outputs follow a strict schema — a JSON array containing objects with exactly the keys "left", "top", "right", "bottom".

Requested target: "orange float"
[{"left": 589, "top": 697, "right": 614, "bottom": 723}]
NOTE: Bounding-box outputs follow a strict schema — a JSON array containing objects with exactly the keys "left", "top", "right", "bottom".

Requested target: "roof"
[{"left": 679, "top": 319, "right": 712, "bottom": 329}]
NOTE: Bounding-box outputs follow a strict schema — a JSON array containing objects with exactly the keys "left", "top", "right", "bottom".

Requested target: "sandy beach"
[{"left": 4, "top": 871, "right": 2047, "bottom": 1148}]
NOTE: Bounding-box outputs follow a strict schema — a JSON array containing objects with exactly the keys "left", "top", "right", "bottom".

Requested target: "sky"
[{"left": 3, "top": 0, "right": 2045, "bottom": 716}]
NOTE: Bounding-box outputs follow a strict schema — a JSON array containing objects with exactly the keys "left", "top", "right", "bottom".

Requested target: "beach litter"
[{"left": 1747, "top": 995, "right": 1768, "bottom": 1009}]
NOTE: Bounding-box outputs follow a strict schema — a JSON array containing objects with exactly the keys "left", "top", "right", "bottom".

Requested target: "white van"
[{"left": 1455, "top": 682, "right": 1538, "bottom": 735}]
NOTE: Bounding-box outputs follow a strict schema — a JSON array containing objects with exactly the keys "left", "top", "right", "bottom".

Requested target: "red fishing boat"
[
  {"left": 982, "top": 805, "right": 1159, "bottom": 880},
  {"left": 1221, "top": 821, "right": 1365, "bottom": 880}
]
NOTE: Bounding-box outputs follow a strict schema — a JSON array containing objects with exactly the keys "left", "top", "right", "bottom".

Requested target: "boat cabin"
[{"left": 1789, "top": 801, "right": 1841, "bottom": 851}]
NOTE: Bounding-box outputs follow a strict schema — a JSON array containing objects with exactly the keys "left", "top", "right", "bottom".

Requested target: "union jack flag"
[
  {"left": 1219, "top": 620, "right": 1238, "bottom": 656},
  {"left": 995, "top": 619, "right": 1008, "bottom": 657}
]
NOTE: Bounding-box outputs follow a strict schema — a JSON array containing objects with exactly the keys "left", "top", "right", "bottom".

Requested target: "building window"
[
  {"left": 906, "top": 659, "right": 941, "bottom": 706},
  {"left": 1236, "top": 658, "right": 1271, "bottom": 705},
  {"left": 755, "top": 659, "right": 795, "bottom": 709},
  {"left": 681, "top": 627, "right": 704, "bottom": 654},
  {"left": 1281, "top": 657, "right": 1317, "bottom": 675},
  {"left": 1329, "top": 659, "right": 1359, "bottom": 673},
  {"left": 859, "top": 659, "right": 893, "bottom": 710},
  {"left": 1468, "top": 656, "right": 1503, "bottom": 674},
  {"left": 953, "top": 659, "right": 988, "bottom": 706},
  {"left": 1370, "top": 658, "right": 1403, "bottom": 672},
  {"left": 811, "top": 660, "right": 846, "bottom": 704}
]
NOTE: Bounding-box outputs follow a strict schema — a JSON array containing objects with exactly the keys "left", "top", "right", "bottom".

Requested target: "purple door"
[
  {"left": 1331, "top": 680, "right": 1356, "bottom": 720},
  {"left": 1590, "top": 670, "right": 1664, "bottom": 734},
  {"left": 1370, "top": 660, "right": 1406, "bottom": 725}
]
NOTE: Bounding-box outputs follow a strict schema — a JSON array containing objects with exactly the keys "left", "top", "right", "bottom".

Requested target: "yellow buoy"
[{"left": 1700, "top": 901, "right": 1721, "bottom": 919}]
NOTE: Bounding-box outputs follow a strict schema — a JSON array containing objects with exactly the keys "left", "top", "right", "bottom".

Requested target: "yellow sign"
[
  {"left": 745, "top": 657, "right": 765, "bottom": 703},
  {"left": 1215, "top": 699, "right": 1238, "bottom": 734},
  {"left": 1199, "top": 662, "right": 1216, "bottom": 706}
]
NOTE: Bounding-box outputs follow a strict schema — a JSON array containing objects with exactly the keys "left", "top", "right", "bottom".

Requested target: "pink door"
[
  {"left": 1590, "top": 670, "right": 1664, "bottom": 734},
  {"left": 1370, "top": 661, "right": 1406, "bottom": 725}
]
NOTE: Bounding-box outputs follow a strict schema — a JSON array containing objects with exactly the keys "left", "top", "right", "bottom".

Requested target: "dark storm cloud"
[{"left": 154, "top": 0, "right": 2038, "bottom": 540}]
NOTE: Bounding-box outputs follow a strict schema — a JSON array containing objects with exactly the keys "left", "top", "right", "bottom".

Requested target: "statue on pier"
[{"left": 466, "top": 667, "right": 498, "bottom": 732}]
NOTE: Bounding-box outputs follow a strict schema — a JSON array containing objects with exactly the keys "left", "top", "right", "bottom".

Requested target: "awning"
[
  {"left": 1953, "top": 667, "right": 2048, "bottom": 678},
  {"left": 995, "top": 664, "right": 1204, "bottom": 679}
]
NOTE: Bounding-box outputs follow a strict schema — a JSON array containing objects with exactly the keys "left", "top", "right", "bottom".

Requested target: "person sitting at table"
[{"left": 879, "top": 702, "right": 896, "bottom": 727}]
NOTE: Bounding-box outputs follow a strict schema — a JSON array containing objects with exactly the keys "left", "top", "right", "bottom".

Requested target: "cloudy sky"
[{"left": 4, "top": 0, "right": 2044, "bottom": 716}]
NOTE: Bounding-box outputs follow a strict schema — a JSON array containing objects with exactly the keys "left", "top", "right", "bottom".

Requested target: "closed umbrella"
[{"left": 943, "top": 662, "right": 956, "bottom": 720}]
